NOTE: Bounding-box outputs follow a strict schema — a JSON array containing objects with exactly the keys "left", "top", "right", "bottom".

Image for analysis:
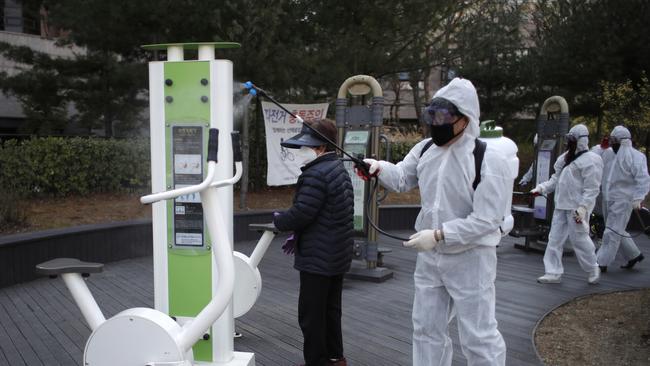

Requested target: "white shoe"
[
  {"left": 588, "top": 267, "right": 600, "bottom": 284},
  {"left": 537, "top": 273, "right": 562, "bottom": 283}
]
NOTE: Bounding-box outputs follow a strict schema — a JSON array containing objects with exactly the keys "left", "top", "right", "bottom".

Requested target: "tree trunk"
[
  {"left": 394, "top": 84, "right": 401, "bottom": 124},
  {"left": 644, "top": 132, "right": 650, "bottom": 171},
  {"left": 104, "top": 109, "right": 113, "bottom": 138},
  {"left": 410, "top": 72, "right": 424, "bottom": 137}
]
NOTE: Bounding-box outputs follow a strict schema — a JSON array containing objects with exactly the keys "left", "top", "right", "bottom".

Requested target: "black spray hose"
[
  {"left": 243, "top": 82, "right": 375, "bottom": 178},
  {"left": 366, "top": 177, "right": 411, "bottom": 242},
  {"left": 245, "top": 81, "right": 405, "bottom": 242},
  {"left": 605, "top": 208, "right": 650, "bottom": 238}
]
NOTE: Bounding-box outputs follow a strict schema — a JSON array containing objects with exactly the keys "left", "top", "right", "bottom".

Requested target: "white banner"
[{"left": 262, "top": 101, "right": 329, "bottom": 186}]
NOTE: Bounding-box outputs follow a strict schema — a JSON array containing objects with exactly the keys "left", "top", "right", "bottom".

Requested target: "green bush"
[
  {"left": 0, "top": 188, "right": 26, "bottom": 229},
  {"left": 0, "top": 137, "right": 150, "bottom": 197},
  {"left": 385, "top": 140, "right": 418, "bottom": 163}
]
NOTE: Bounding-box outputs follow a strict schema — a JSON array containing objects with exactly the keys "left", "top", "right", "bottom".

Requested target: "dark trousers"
[{"left": 298, "top": 271, "right": 344, "bottom": 366}]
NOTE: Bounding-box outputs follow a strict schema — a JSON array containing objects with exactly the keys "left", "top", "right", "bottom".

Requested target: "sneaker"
[
  {"left": 621, "top": 253, "right": 644, "bottom": 269},
  {"left": 537, "top": 273, "right": 562, "bottom": 283},
  {"left": 328, "top": 358, "right": 347, "bottom": 366},
  {"left": 588, "top": 267, "right": 600, "bottom": 284},
  {"left": 599, "top": 265, "right": 607, "bottom": 273}
]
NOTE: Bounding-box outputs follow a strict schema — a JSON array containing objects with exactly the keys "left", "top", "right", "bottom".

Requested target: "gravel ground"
[{"left": 535, "top": 289, "right": 650, "bottom": 366}]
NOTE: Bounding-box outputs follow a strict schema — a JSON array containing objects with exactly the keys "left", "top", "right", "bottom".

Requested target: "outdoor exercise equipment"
[
  {"left": 244, "top": 78, "right": 394, "bottom": 282},
  {"left": 35, "top": 42, "right": 277, "bottom": 366},
  {"left": 510, "top": 96, "right": 569, "bottom": 252},
  {"left": 335, "top": 75, "right": 393, "bottom": 282}
]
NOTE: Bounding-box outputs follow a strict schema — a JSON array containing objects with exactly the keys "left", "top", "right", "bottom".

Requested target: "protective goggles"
[
  {"left": 564, "top": 133, "right": 588, "bottom": 143},
  {"left": 608, "top": 135, "right": 630, "bottom": 144},
  {"left": 423, "top": 98, "right": 462, "bottom": 126}
]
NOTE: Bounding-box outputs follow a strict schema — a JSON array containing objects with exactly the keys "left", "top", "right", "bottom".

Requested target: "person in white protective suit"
[
  {"left": 518, "top": 134, "right": 537, "bottom": 187},
  {"left": 531, "top": 124, "right": 603, "bottom": 284},
  {"left": 596, "top": 125, "right": 649, "bottom": 271},
  {"left": 363, "top": 78, "right": 509, "bottom": 366}
]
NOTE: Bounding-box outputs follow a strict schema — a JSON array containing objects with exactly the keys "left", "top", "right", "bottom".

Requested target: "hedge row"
[
  {"left": 0, "top": 137, "right": 150, "bottom": 196},
  {"left": 0, "top": 136, "right": 418, "bottom": 198}
]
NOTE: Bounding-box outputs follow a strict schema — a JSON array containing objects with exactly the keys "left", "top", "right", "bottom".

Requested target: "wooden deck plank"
[
  {"left": 0, "top": 288, "right": 44, "bottom": 365},
  {"left": 17, "top": 285, "right": 80, "bottom": 365},
  {"left": 1, "top": 230, "right": 649, "bottom": 365},
  {"left": 5, "top": 285, "right": 76, "bottom": 365}
]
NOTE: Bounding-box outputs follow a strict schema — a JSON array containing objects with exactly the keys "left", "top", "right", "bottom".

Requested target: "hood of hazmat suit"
[
  {"left": 602, "top": 125, "right": 650, "bottom": 201},
  {"left": 568, "top": 124, "right": 590, "bottom": 152}
]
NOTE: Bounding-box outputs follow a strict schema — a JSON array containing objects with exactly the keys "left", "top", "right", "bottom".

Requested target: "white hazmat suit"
[
  {"left": 533, "top": 124, "right": 602, "bottom": 283},
  {"left": 371, "top": 78, "right": 509, "bottom": 366},
  {"left": 596, "top": 126, "right": 650, "bottom": 268}
]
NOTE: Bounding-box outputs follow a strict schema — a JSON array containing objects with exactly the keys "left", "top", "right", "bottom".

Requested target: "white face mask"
[{"left": 298, "top": 146, "right": 319, "bottom": 165}]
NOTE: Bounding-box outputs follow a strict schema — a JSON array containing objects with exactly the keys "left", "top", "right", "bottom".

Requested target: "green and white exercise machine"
[{"left": 35, "top": 42, "right": 276, "bottom": 366}]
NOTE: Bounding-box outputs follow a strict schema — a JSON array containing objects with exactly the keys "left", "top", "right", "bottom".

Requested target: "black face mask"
[
  {"left": 430, "top": 117, "right": 466, "bottom": 146},
  {"left": 612, "top": 143, "right": 621, "bottom": 153},
  {"left": 564, "top": 140, "right": 577, "bottom": 164}
]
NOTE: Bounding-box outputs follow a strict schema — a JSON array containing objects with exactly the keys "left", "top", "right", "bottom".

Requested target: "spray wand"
[
  {"left": 243, "top": 81, "right": 375, "bottom": 179},
  {"left": 243, "top": 81, "right": 407, "bottom": 241}
]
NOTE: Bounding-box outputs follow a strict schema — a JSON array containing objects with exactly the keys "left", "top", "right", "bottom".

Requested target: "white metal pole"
[
  {"left": 248, "top": 231, "right": 275, "bottom": 269},
  {"left": 211, "top": 59, "right": 235, "bottom": 362},
  {"left": 198, "top": 45, "right": 215, "bottom": 61},
  {"left": 148, "top": 61, "right": 169, "bottom": 314},
  {"left": 61, "top": 273, "right": 106, "bottom": 331},
  {"left": 167, "top": 45, "right": 184, "bottom": 61}
]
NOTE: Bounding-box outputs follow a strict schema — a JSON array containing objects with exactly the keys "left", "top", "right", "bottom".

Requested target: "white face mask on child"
[{"left": 299, "top": 146, "right": 319, "bottom": 166}]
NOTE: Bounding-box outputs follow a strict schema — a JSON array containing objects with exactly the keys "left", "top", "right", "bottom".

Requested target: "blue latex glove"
[{"left": 282, "top": 233, "right": 296, "bottom": 255}]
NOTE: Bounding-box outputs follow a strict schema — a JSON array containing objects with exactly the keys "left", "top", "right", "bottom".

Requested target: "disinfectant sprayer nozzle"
[{"left": 243, "top": 81, "right": 261, "bottom": 96}]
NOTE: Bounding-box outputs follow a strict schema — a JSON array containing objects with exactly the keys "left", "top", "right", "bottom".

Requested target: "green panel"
[
  {"left": 163, "top": 61, "right": 213, "bottom": 361},
  {"left": 168, "top": 250, "right": 212, "bottom": 359},
  {"left": 164, "top": 62, "right": 211, "bottom": 122}
]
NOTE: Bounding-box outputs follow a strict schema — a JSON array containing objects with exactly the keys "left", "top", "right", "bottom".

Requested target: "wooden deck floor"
[{"left": 1, "top": 232, "right": 649, "bottom": 366}]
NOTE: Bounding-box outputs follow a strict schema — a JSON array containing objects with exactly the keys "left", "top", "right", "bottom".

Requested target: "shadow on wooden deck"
[{"left": 1, "top": 233, "right": 649, "bottom": 365}]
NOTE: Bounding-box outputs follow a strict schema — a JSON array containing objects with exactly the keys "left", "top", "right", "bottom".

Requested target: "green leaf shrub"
[{"left": 0, "top": 137, "right": 150, "bottom": 196}]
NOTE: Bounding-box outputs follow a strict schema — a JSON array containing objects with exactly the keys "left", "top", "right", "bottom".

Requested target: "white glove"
[
  {"left": 403, "top": 229, "right": 442, "bottom": 251},
  {"left": 633, "top": 200, "right": 642, "bottom": 210},
  {"left": 530, "top": 186, "right": 543, "bottom": 196},
  {"left": 518, "top": 178, "right": 529, "bottom": 187},
  {"left": 574, "top": 206, "right": 588, "bottom": 223},
  {"left": 363, "top": 158, "right": 381, "bottom": 176}
]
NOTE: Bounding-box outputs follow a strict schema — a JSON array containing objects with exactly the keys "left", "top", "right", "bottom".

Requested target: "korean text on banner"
[{"left": 262, "top": 101, "right": 329, "bottom": 186}]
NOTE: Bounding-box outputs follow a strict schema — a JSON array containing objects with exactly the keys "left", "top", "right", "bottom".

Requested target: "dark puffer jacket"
[{"left": 273, "top": 152, "right": 354, "bottom": 275}]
